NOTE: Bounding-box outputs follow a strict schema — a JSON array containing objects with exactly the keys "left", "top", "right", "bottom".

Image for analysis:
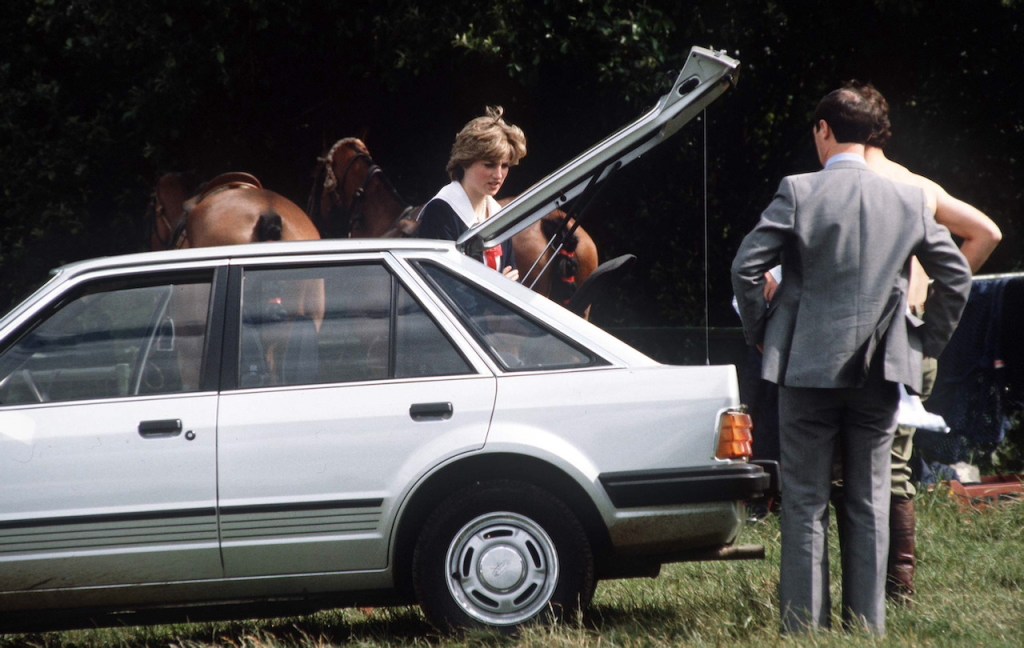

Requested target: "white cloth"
[
  {"left": 428, "top": 181, "right": 503, "bottom": 229},
  {"left": 897, "top": 384, "right": 949, "bottom": 433}
]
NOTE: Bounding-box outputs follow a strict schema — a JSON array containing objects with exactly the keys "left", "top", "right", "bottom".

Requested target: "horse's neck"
[{"left": 363, "top": 182, "right": 410, "bottom": 237}]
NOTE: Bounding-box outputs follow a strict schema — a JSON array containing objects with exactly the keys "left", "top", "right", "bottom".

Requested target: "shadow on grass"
[
  {"left": 1, "top": 607, "right": 441, "bottom": 648},
  {"left": 223, "top": 607, "right": 443, "bottom": 646},
  {"left": 585, "top": 601, "right": 682, "bottom": 633}
]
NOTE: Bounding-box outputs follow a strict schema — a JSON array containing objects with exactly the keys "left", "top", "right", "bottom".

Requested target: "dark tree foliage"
[{"left": 2, "top": 0, "right": 1022, "bottom": 326}]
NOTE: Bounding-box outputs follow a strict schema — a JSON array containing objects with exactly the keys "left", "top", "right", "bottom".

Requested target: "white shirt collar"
[
  {"left": 824, "top": 152, "right": 867, "bottom": 169},
  {"left": 430, "top": 181, "right": 502, "bottom": 228}
]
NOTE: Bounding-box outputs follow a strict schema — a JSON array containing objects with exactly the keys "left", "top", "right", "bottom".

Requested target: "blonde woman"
[{"left": 418, "top": 106, "right": 526, "bottom": 280}]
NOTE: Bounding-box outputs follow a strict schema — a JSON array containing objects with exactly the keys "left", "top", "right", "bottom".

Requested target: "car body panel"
[
  {"left": 216, "top": 375, "right": 496, "bottom": 576},
  {"left": 482, "top": 364, "right": 746, "bottom": 552},
  {"left": 0, "top": 395, "right": 221, "bottom": 591}
]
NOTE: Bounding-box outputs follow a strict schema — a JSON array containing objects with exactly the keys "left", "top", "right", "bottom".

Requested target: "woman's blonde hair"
[{"left": 446, "top": 106, "right": 527, "bottom": 181}]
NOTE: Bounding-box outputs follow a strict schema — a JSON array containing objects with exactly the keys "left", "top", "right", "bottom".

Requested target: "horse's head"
[
  {"left": 312, "top": 137, "right": 372, "bottom": 237},
  {"left": 312, "top": 137, "right": 413, "bottom": 238}
]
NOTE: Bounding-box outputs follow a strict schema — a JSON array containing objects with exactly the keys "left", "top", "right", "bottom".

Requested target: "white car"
[{"left": 0, "top": 47, "right": 774, "bottom": 633}]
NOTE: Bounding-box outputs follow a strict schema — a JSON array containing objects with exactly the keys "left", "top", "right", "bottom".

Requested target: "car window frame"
[
  {"left": 220, "top": 256, "right": 481, "bottom": 391},
  {"left": 0, "top": 266, "right": 226, "bottom": 406}
]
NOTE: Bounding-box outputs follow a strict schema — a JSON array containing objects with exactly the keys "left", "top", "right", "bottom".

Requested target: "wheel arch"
[{"left": 391, "top": 452, "right": 610, "bottom": 598}]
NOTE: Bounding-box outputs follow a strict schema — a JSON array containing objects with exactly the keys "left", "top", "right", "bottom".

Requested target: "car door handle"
[
  {"left": 409, "top": 402, "right": 453, "bottom": 421},
  {"left": 138, "top": 419, "right": 183, "bottom": 438}
]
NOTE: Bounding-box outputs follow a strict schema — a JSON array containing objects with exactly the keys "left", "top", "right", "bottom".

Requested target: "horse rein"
[
  {"left": 321, "top": 139, "right": 418, "bottom": 237},
  {"left": 321, "top": 141, "right": 380, "bottom": 234}
]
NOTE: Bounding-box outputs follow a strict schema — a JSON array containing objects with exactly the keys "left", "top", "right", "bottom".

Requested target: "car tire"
[{"left": 412, "top": 479, "right": 595, "bottom": 633}]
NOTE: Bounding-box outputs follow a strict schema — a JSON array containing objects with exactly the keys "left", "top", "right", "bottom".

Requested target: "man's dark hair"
[
  {"left": 842, "top": 80, "right": 892, "bottom": 148},
  {"left": 813, "top": 87, "right": 875, "bottom": 145}
]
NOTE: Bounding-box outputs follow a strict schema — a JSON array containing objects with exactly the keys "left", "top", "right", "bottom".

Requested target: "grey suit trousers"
[{"left": 777, "top": 367, "right": 898, "bottom": 635}]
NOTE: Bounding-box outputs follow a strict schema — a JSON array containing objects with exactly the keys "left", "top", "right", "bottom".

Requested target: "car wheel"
[{"left": 412, "top": 479, "right": 595, "bottom": 632}]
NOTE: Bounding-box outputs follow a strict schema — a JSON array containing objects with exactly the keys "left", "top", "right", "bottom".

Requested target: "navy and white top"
[{"left": 418, "top": 181, "right": 516, "bottom": 272}]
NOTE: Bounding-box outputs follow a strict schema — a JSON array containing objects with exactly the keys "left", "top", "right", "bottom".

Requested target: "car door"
[
  {"left": 215, "top": 258, "right": 495, "bottom": 577},
  {"left": 0, "top": 270, "right": 222, "bottom": 591}
]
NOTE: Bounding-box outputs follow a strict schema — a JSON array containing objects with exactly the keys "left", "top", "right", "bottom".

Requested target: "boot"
[{"left": 887, "top": 495, "right": 916, "bottom": 605}]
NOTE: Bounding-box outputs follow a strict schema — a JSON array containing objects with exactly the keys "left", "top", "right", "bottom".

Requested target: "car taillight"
[{"left": 717, "top": 410, "right": 753, "bottom": 461}]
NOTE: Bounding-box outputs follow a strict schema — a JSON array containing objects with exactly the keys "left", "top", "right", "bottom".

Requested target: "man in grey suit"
[{"left": 731, "top": 87, "right": 971, "bottom": 635}]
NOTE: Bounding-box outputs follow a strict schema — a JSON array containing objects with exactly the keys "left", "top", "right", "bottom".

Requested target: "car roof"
[
  {"left": 458, "top": 46, "right": 740, "bottom": 257},
  {"left": 0, "top": 239, "right": 457, "bottom": 329},
  {"left": 53, "top": 238, "right": 456, "bottom": 276}
]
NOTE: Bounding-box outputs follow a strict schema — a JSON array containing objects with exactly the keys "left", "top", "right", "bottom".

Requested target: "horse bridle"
[
  {"left": 321, "top": 139, "right": 417, "bottom": 237},
  {"left": 320, "top": 140, "right": 378, "bottom": 235}
]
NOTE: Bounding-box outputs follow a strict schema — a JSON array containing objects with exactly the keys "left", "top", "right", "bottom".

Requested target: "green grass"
[{"left": 4, "top": 487, "right": 1022, "bottom": 647}]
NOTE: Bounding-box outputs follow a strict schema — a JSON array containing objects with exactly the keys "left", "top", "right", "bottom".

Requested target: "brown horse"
[
  {"left": 146, "top": 172, "right": 325, "bottom": 381},
  {"left": 149, "top": 171, "right": 321, "bottom": 250},
  {"left": 309, "top": 137, "right": 599, "bottom": 306}
]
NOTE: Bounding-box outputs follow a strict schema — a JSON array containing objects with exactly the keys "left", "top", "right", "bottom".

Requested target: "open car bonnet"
[{"left": 457, "top": 46, "right": 740, "bottom": 257}]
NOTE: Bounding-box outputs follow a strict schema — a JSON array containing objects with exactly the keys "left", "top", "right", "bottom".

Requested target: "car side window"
[
  {"left": 415, "top": 262, "right": 604, "bottom": 371},
  {"left": 0, "top": 277, "right": 212, "bottom": 405},
  {"left": 238, "top": 263, "right": 471, "bottom": 387}
]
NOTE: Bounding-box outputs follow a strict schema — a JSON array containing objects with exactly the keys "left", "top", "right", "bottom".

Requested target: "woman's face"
[{"left": 462, "top": 158, "right": 511, "bottom": 203}]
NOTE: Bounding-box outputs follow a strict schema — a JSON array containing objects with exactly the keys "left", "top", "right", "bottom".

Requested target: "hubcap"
[
  {"left": 478, "top": 545, "right": 526, "bottom": 590},
  {"left": 445, "top": 512, "right": 559, "bottom": 626}
]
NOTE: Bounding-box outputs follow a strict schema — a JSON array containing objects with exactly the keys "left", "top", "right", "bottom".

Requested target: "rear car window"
[{"left": 415, "top": 262, "right": 606, "bottom": 371}]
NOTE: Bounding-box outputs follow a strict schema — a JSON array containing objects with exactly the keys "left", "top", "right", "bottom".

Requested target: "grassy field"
[{"left": 3, "top": 486, "right": 1022, "bottom": 647}]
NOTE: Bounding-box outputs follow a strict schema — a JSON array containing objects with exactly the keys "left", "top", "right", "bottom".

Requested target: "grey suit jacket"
[{"left": 730, "top": 159, "right": 971, "bottom": 393}]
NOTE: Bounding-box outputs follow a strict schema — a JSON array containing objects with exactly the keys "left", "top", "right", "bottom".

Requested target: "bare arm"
[
  {"left": 908, "top": 188, "right": 1000, "bottom": 314},
  {"left": 933, "top": 189, "right": 1002, "bottom": 273},
  {"left": 865, "top": 150, "right": 1002, "bottom": 273}
]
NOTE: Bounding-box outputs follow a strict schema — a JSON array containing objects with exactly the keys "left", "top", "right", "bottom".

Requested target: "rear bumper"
[
  {"left": 598, "top": 461, "right": 775, "bottom": 508},
  {"left": 596, "top": 461, "right": 778, "bottom": 572}
]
